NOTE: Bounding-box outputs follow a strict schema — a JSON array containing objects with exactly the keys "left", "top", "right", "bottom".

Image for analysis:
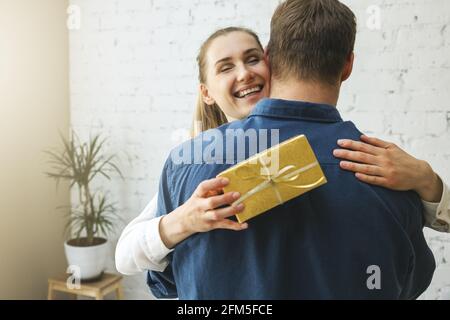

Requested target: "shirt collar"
[{"left": 248, "top": 98, "right": 343, "bottom": 123}]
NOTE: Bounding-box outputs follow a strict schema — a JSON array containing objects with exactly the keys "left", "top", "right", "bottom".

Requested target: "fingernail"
[
  {"left": 241, "top": 223, "right": 248, "bottom": 229},
  {"left": 232, "top": 192, "right": 240, "bottom": 200},
  {"left": 333, "top": 149, "right": 340, "bottom": 156},
  {"left": 221, "top": 177, "right": 229, "bottom": 185},
  {"left": 337, "top": 139, "right": 345, "bottom": 145},
  {"left": 236, "top": 203, "right": 244, "bottom": 210}
]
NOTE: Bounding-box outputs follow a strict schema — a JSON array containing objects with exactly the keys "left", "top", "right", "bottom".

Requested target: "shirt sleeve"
[
  {"left": 115, "top": 194, "right": 174, "bottom": 275},
  {"left": 421, "top": 179, "right": 450, "bottom": 233}
]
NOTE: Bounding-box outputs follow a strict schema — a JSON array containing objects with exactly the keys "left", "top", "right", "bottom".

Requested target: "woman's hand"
[
  {"left": 333, "top": 135, "right": 443, "bottom": 202},
  {"left": 159, "top": 177, "right": 247, "bottom": 249}
]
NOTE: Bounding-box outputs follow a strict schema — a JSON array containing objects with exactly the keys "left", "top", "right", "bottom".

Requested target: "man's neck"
[{"left": 269, "top": 77, "right": 341, "bottom": 107}]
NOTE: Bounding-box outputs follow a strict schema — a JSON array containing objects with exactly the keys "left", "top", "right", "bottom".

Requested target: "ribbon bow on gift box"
[{"left": 232, "top": 156, "right": 326, "bottom": 207}]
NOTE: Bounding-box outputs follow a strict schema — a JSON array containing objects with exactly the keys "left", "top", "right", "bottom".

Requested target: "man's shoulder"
[
  {"left": 165, "top": 120, "right": 256, "bottom": 170},
  {"left": 161, "top": 127, "right": 230, "bottom": 176},
  {"left": 324, "top": 162, "right": 423, "bottom": 231}
]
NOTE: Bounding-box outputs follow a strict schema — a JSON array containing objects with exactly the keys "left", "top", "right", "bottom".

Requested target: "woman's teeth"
[{"left": 235, "top": 85, "right": 262, "bottom": 98}]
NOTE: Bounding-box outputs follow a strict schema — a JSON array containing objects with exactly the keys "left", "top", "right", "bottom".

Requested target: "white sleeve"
[
  {"left": 422, "top": 180, "right": 450, "bottom": 233},
  {"left": 115, "top": 193, "right": 174, "bottom": 274}
]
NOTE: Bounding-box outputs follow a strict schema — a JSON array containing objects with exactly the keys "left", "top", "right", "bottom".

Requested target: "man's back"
[{"left": 148, "top": 99, "right": 435, "bottom": 299}]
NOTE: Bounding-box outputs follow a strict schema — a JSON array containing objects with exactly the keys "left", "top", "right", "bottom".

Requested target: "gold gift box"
[{"left": 217, "top": 134, "right": 327, "bottom": 223}]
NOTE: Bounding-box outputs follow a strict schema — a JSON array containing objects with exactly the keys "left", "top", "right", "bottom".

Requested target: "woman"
[{"left": 115, "top": 27, "right": 448, "bottom": 275}]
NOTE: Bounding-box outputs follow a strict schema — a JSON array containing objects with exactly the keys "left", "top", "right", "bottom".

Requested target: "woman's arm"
[
  {"left": 421, "top": 182, "right": 449, "bottom": 232},
  {"left": 115, "top": 177, "right": 246, "bottom": 274},
  {"left": 159, "top": 177, "right": 247, "bottom": 249},
  {"left": 333, "top": 134, "right": 449, "bottom": 232},
  {"left": 115, "top": 195, "right": 173, "bottom": 274}
]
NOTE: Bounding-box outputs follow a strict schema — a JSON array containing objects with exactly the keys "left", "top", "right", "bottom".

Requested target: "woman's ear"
[{"left": 200, "top": 84, "right": 215, "bottom": 106}]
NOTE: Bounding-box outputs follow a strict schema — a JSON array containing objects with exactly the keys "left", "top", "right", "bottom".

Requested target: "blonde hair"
[{"left": 191, "top": 27, "right": 264, "bottom": 137}]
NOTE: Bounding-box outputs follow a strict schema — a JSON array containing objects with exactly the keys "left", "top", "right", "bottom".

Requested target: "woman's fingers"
[
  {"left": 339, "top": 161, "right": 383, "bottom": 176},
  {"left": 333, "top": 148, "right": 380, "bottom": 165},
  {"left": 203, "top": 191, "right": 241, "bottom": 210},
  {"left": 360, "top": 135, "right": 391, "bottom": 149},
  {"left": 204, "top": 189, "right": 222, "bottom": 197},
  {"left": 194, "top": 177, "right": 229, "bottom": 197},
  {"left": 334, "top": 135, "right": 425, "bottom": 192},
  {"left": 189, "top": 178, "right": 249, "bottom": 233},
  {"left": 212, "top": 219, "right": 248, "bottom": 231},
  {"left": 354, "top": 172, "right": 388, "bottom": 187},
  {"left": 336, "top": 138, "right": 383, "bottom": 156},
  {"left": 204, "top": 203, "right": 245, "bottom": 221}
]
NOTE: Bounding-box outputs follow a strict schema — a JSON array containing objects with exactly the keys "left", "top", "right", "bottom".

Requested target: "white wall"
[{"left": 68, "top": 0, "right": 450, "bottom": 299}]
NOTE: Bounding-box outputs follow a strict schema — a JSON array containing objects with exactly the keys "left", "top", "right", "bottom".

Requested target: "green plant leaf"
[{"left": 44, "top": 131, "right": 123, "bottom": 242}]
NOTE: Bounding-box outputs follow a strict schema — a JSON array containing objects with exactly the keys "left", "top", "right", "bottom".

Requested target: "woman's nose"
[{"left": 237, "top": 65, "right": 254, "bottom": 83}]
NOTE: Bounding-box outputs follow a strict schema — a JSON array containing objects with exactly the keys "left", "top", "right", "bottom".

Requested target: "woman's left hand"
[{"left": 333, "top": 134, "right": 443, "bottom": 202}]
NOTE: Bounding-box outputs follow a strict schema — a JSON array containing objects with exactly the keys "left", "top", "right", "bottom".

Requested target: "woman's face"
[{"left": 201, "top": 31, "right": 270, "bottom": 121}]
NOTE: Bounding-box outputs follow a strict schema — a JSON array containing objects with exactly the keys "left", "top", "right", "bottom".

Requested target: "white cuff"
[
  {"left": 422, "top": 180, "right": 450, "bottom": 232},
  {"left": 142, "top": 216, "right": 174, "bottom": 268}
]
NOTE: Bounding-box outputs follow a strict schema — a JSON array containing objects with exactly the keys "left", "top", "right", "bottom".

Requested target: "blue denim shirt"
[{"left": 147, "top": 98, "right": 435, "bottom": 299}]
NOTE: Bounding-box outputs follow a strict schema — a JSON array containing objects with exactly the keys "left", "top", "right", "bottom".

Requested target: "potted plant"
[{"left": 45, "top": 131, "right": 123, "bottom": 281}]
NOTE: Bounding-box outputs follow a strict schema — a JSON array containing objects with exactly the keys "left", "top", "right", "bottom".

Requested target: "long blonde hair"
[{"left": 191, "top": 27, "right": 264, "bottom": 137}]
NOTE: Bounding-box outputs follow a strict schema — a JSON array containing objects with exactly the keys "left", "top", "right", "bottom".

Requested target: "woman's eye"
[
  {"left": 247, "top": 57, "right": 260, "bottom": 64},
  {"left": 219, "top": 65, "right": 233, "bottom": 73}
]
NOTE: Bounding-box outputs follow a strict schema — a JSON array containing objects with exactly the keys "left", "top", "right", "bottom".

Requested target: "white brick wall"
[{"left": 69, "top": 0, "right": 450, "bottom": 299}]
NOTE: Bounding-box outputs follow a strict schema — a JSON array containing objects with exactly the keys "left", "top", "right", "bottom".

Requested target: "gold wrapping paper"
[{"left": 217, "top": 134, "right": 327, "bottom": 223}]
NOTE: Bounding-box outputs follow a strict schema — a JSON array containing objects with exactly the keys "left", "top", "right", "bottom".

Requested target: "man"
[{"left": 148, "top": 0, "right": 435, "bottom": 299}]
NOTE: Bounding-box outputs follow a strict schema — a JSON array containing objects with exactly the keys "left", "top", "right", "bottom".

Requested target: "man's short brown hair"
[{"left": 267, "top": 0, "right": 356, "bottom": 85}]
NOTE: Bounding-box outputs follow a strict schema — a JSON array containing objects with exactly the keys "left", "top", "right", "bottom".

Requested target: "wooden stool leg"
[
  {"left": 47, "top": 284, "right": 54, "bottom": 300},
  {"left": 116, "top": 285, "right": 124, "bottom": 300},
  {"left": 68, "top": 293, "right": 78, "bottom": 300}
]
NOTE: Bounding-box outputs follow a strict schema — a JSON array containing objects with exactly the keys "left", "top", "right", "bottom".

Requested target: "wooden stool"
[{"left": 48, "top": 272, "right": 124, "bottom": 300}]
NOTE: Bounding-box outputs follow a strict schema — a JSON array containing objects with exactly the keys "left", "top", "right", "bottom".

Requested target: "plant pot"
[{"left": 64, "top": 237, "right": 108, "bottom": 281}]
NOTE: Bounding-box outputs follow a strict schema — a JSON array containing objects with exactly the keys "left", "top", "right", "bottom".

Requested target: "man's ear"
[
  {"left": 341, "top": 52, "right": 354, "bottom": 82},
  {"left": 263, "top": 47, "right": 270, "bottom": 69},
  {"left": 200, "top": 84, "right": 215, "bottom": 105}
]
